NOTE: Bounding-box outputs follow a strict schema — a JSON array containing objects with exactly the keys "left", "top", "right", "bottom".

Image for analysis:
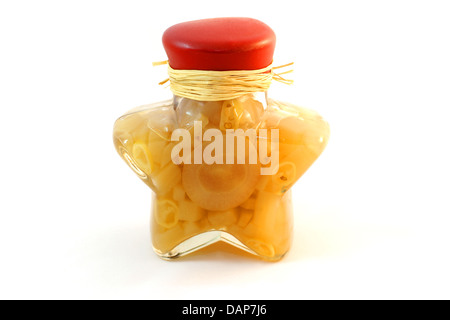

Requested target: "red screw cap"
[{"left": 162, "top": 17, "right": 276, "bottom": 71}]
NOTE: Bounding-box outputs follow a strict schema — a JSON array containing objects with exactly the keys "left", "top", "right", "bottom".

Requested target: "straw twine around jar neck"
[{"left": 152, "top": 61, "right": 294, "bottom": 102}]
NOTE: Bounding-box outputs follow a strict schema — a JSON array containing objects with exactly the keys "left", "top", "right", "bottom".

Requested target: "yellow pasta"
[
  {"left": 207, "top": 209, "right": 239, "bottom": 227},
  {"left": 272, "top": 191, "right": 293, "bottom": 250},
  {"left": 239, "top": 196, "right": 256, "bottom": 210},
  {"left": 277, "top": 116, "right": 305, "bottom": 145},
  {"left": 220, "top": 99, "right": 244, "bottom": 131},
  {"left": 149, "top": 130, "right": 165, "bottom": 142},
  {"left": 246, "top": 238, "right": 275, "bottom": 258},
  {"left": 181, "top": 219, "right": 210, "bottom": 238},
  {"left": 264, "top": 161, "right": 296, "bottom": 195},
  {"left": 161, "top": 142, "right": 177, "bottom": 168},
  {"left": 178, "top": 200, "right": 205, "bottom": 222},
  {"left": 153, "top": 162, "right": 182, "bottom": 195},
  {"left": 199, "top": 101, "right": 223, "bottom": 127},
  {"left": 172, "top": 183, "right": 186, "bottom": 202},
  {"left": 152, "top": 224, "right": 184, "bottom": 253},
  {"left": 281, "top": 145, "right": 317, "bottom": 182},
  {"left": 236, "top": 94, "right": 264, "bottom": 129},
  {"left": 155, "top": 198, "right": 179, "bottom": 228},
  {"left": 147, "top": 139, "right": 168, "bottom": 166},
  {"left": 181, "top": 221, "right": 198, "bottom": 237},
  {"left": 177, "top": 99, "right": 210, "bottom": 129},
  {"left": 131, "top": 142, "right": 153, "bottom": 176},
  {"left": 115, "top": 114, "right": 149, "bottom": 143},
  {"left": 237, "top": 209, "right": 253, "bottom": 228},
  {"left": 113, "top": 130, "right": 134, "bottom": 150},
  {"left": 182, "top": 161, "right": 260, "bottom": 212},
  {"left": 197, "top": 113, "right": 210, "bottom": 128},
  {"left": 255, "top": 175, "right": 270, "bottom": 191},
  {"left": 247, "top": 190, "right": 281, "bottom": 233},
  {"left": 113, "top": 92, "right": 329, "bottom": 261}
]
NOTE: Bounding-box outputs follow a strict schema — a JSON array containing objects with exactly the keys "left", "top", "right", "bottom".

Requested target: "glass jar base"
[{"left": 153, "top": 230, "right": 286, "bottom": 262}]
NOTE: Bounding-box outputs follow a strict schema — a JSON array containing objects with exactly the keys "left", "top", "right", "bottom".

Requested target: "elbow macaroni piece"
[
  {"left": 246, "top": 238, "right": 275, "bottom": 258},
  {"left": 155, "top": 198, "right": 179, "bottom": 228},
  {"left": 154, "top": 162, "right": 182, "bottom": 195},
  {"left": 239, "top": 196, "right": 256, "bottom": 210},
  {"left": 178, "top": 200, "right": 206, "bottom": 222},
  {"left": 161, "top": 142, "right": 177, "bottom": 168},
  {"left": 264, "top": 161, "right": 297, "bottom": 195},
  {"left": 220, "top": 100, "right": 244, "bottom": 131},
  {"left": 147, "top": 139, "right": 167, "bottom": 166},
  {"left": 237, "top": 209, "right": 253, "bottom": 228},
  {"left": 172, "top": 184, "right": 186, "bottom": 202},
  {"left": 207, "top": 209, "right": 239, "bottom": 227},
  {"left": 131, "top": 142, "right": 153, "bottom": 176},
  {"left": 250, "top": 191, "right": 282, "bottom": 233}
]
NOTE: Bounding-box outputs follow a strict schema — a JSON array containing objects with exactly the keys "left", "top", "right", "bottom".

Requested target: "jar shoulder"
[
  {"left": 113, "top": 97, "right": 329, "bottom": 133},
  {"left": 113, "top": 96, "right": 330, "bottom": 159}
]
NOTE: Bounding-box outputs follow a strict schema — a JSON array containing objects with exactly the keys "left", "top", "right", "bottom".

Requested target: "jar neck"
[{"left": 173, "top": 91, "right": 269, "bottom": 110}]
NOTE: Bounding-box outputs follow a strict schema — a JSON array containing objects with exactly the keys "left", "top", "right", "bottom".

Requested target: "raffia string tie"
[{"left": 152, "top": 60, "right": 294, "bottom": 101}]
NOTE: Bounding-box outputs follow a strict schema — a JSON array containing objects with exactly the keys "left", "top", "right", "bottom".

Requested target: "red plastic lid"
[{"left": 162, "top": 17, "right": 276, "bottom": 71}]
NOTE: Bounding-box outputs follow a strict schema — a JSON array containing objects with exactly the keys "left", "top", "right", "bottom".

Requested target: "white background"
[{"left": 1, "top": 0, "right": 449, "bottom": 300}]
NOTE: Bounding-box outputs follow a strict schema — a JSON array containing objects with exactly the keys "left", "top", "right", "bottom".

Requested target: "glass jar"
[{"left": 113, "top": 18, "right": 329, "bottom": 261}]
